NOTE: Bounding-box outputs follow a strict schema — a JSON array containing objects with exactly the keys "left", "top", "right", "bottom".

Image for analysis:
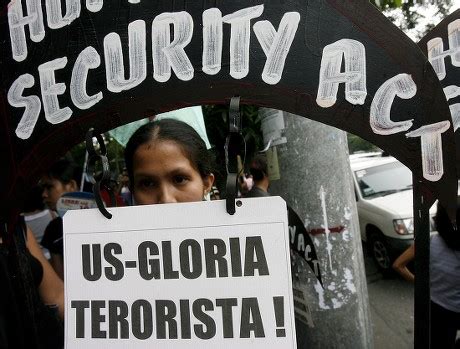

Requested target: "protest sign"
[
  {"left": 63, "top": 196, "right": 296, "bottom": 348},
  {"left": 56, "top": 192, "right": 98, "bottom": 217}
]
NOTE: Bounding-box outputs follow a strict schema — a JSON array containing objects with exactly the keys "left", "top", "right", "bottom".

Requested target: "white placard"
[{"left": 63, "top": 197, "right": 296, "bottom": 348}]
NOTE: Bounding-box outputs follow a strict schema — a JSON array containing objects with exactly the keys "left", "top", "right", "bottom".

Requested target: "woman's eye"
[
  {"left": 173, "top": 175, "right": 188, "bottom": 185},
  {"left": 138, "top": 179, "right": 155, "bottom": 188}
]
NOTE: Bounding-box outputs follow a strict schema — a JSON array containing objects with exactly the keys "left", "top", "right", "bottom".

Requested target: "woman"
[
  {"left": 40, "top": 157, "right": 80, "bottom": 279},
  {"left": 124, "top": 119, "right": 215, "bottom": 205},
  {"left": 393, "top": 198, "right": 460, "bottom": 349},
  {"left": 22, "top": 185, "right": 56, "bottom": 258}
]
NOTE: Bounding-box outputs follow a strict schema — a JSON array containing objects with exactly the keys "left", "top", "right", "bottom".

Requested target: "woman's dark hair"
[
  {"left": 249, "top": 154, "right": 268, "bottom": 181},
  {"left": 23, "top": 185, "right": 45, "bottom": 213},
  {"left": 434, "top": 197, "right": 460, "bottom": 251},
  {"left": 46, "top": 157, "right": 81, "bottom": 184},
  {"left": 124, "top": 119, "right": 215, "bottom": 186}
]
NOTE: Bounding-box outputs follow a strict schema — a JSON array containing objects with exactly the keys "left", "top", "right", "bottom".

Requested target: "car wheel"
[{"left": 368, "top": 231, "right": 393, "bottom": 276}]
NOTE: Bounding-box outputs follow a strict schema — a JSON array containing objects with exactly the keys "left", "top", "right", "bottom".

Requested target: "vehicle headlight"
[{"left": 393, "top": 218, "right": 414, "bottom": 235}]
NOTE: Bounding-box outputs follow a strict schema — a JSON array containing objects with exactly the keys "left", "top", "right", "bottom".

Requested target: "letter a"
[{"left": 317, "top": 39, "right": 366, "bottom": 108}]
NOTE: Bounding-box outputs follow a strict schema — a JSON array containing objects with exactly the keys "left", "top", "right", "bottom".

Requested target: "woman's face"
[
  {"left": 41, "top": 176, "right": 77, "bottom": 211},
  {"left": 132, "top": 140, "right": 214, "bottom": 205}
]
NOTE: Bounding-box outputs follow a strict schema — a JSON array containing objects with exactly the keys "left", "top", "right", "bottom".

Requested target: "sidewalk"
[{"left": 364, "top": 245, "right": 414, "bottom": 349}]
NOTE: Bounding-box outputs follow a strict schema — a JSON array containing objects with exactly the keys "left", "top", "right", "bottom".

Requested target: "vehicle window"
[{"left": 355, "top": 162, "right": 412, "bottom": 199}]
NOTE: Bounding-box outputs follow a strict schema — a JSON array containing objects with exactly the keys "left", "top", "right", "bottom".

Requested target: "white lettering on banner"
[
  {"left": 86, "top": 0, "right": 103, "bottom": 13},
  {"left": 63, "top": 197, "right": 296, "bottom": 348},
  {"left": 7, "top": 74, "right": 41, "bottom": 139},
  {"left": 222, "top": 5, "right": 264, "bottom": 79},
  {"left": 5, "top": 4, "right": 454, "bottom": 181},
  {"left": 253, "top": 12, "right": 300, "bottom": 85},
  {"left": 427, "top": 19, "right": 460, "bottom": 81},
  {"left": 104, "top": 20, "right": 147, "bottom": 93},
  {"left": 70, "top": 47, "right": 103, "bottom": 110},
  {"left": 428, "top": 21, "right": 460, "bottom": 135},
  {"left": 38, "top": 57, "right": 73, "bottom": 124},
  {"left": 152, "top": 12, "right": 194, "bottom": 82},
  {"left": 370, "top": 74, "right": 415, "bottom": 135},
  {"left": 316, "top": 39, "right": 367, "bottom": 108},
  {"left": 443, "top": 85, "right": 460, "bottom": 101},
  {"left": 8, "top": 0, "right": 45, "bottom": 62},
  {"left": 406, "top": 121, "right": 451, "bottom": 181},
  {"left": 45, "top": 0, "right": 81, "bottom": 30},
  {"left": 202, "top": 8, "right": 223, "bottom": 76},
  {"left": 449, "top": 104, "right": 460, "bottom": 132}
]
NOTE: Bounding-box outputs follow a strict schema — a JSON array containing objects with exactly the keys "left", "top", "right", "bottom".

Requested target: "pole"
[
  {"left": 413, "top": 177, "right": 431, "bottom": 349},
  {"left": 80, "top": 150, "right": 89, "bottom": 191},
  {"left": 259, "top": 109, "right": 373, "bottom": 348}
]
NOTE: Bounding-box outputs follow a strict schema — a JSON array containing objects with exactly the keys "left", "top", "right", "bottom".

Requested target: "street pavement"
[{"left": 363, "top": 244, "right": 414, "bottom": 349}]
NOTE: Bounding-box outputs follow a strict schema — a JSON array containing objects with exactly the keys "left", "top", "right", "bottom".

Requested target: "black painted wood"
[{"left": 413, "top": 177, "right": 431, "bottom": 349}]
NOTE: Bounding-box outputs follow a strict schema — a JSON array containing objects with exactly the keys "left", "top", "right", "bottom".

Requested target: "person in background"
[
  {"left": 393, "top": 198, "right": 460, "bottom": 349},
  {"left": 40, "top": 157, "right": 80, "bottom": 279},
  {"left": 392, "top": 243, "right": 415, "bottom": 283},
  {"left": 118, "top": 168, "right": 132, "bottom": 205},
  {"left": 22, "top": 185, "right": 56, "bottom": 259},
  {"left": 124, "top": 119, "right": 215, "bottom": 206},
  {"left": 238, "top": 173, "right": 253, "bottom": 197},
  {"left": 94, "top": 171, "right": 126, "bottom": 207},
  {"left": 209, "top": 186, "right": 221, "bottom": 200},
  {"left": 244, "top": 154, "right": 270, "bottom": 198}
]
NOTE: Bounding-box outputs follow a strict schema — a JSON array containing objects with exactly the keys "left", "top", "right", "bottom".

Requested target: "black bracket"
[
  {"left": 225, "top": 96, "right": 246, "bottom": 215},
  {"left": 85, "top": 129, "right": 115, "bottom": 219}
]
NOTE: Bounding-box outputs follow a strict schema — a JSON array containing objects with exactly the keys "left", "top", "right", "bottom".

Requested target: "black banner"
[{"left": 0, "top": 0, "right": 457, "bottom": 219}]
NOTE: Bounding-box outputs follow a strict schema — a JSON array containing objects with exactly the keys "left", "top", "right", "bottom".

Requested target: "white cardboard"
[{"left": 63, "top": 197, "right": 296, "bottom": 348}]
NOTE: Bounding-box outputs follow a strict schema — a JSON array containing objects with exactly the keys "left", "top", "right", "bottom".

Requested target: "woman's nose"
[{"left": 157, "top": 185, "right": 176, "bottom": 204}]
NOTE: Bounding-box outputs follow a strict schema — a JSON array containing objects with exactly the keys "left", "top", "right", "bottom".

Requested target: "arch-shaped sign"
[
  {"left": 418, "top": 9, "right": 460, "bottom": 179},
  {"left": 0, "top": 0, "right": 457, "bottom": 219}
]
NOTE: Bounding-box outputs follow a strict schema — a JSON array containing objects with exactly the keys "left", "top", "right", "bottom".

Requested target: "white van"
[{"left": 349, "top": 153, "right": 437, "bottom": 274}]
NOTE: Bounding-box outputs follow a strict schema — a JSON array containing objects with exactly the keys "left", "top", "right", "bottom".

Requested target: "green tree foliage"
[
  {"left": 203, "top": 104, "right": 263, "bottom": 192},
  {"left": 203, "top": 104, "right": 263, "bottom": 161},
  {"left": 69, "top": 134, "right": 125, "bottom": 187},
  {"left": 372, "top": 0, "right": 453, "bottom": 39},
  {"left": 347, "top": 134, "right": 379, "bottom": 154}
]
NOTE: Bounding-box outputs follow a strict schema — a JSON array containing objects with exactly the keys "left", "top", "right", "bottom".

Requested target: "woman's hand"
[{"left": 392, "top": 243, "right": 415, "bottom": 283}]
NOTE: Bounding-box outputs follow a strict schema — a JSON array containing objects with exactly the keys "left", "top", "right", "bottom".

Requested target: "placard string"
[{"left": 225, "top": 96, "right": 246, "bottom": 215}]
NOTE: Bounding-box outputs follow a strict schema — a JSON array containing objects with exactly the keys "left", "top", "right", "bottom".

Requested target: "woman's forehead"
[
  {"left": 137, "top": 139, "right": 188, "bottom": 157},
  {"left": 40, "top": 175, "right": 60, "bottom": 184},
  {"left": 133, "top": 140, "right": 195, "bottom": 170}
]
